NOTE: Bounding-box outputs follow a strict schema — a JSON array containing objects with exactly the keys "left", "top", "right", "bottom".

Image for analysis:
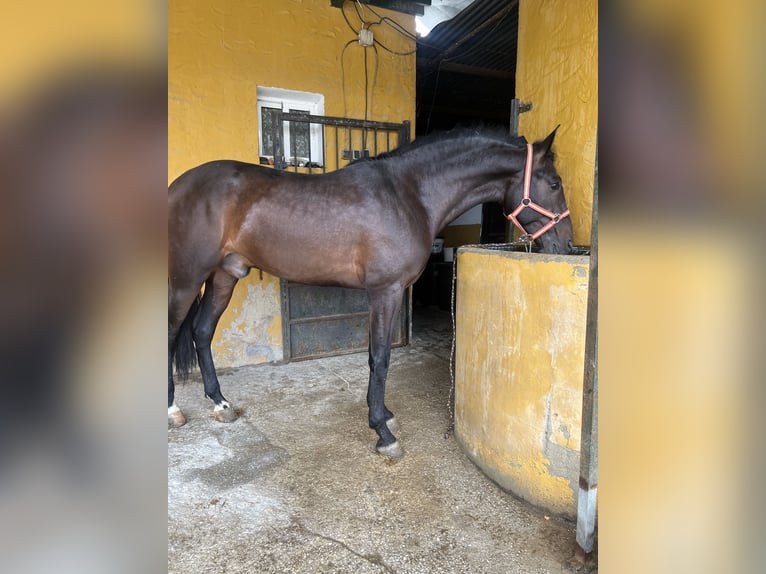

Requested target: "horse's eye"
[{"left": 550, "top": 181, "right": 561, "bottom": 191}]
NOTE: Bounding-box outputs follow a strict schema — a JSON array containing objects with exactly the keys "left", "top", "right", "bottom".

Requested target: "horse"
[{"left": 168, "top": 126, "right": 574, "bottom": 458}]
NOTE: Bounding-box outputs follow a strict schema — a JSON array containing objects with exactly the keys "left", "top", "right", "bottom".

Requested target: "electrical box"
[{"left": 358, "top": 29, "right": 373, "bottom": 47}]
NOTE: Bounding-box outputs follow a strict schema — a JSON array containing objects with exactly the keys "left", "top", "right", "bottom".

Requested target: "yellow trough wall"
[
  {"left": 455, "top": 247, "right": 589, "bottom": 518},
  {"left": 516, "top": 0, "right": 598, "bottom": 246},
  {"left": 169, "top": 0, "right": 416, "bottom": 367}
]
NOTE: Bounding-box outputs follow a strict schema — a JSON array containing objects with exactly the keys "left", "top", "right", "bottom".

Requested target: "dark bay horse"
[{"left": 168, "top": 126, "right": 573, "bottom": 458}]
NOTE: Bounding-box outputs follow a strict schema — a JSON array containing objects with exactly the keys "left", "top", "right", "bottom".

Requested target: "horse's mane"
[{"left": 353, "top": 124, "right": 528, "bottom": 164}]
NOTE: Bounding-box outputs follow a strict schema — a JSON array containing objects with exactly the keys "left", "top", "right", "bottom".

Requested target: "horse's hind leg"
[
  {"left": 367, "top": 285, "right": 405, "bottom": 458},
  {"left": 168, "top": 284, "right": 204, "bottom": 428},
  {"left": 194, "top": 270, "right": 239, "bottom": 422}
]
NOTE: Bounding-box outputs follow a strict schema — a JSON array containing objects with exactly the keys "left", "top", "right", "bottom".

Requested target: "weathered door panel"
[{"left": 282, "top": 281, "right": 409, "bottom": 361}]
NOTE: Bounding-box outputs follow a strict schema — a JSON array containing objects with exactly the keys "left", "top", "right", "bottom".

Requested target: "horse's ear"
[{"left": 534, "top": 125, "right": 560, "bottom": 160}]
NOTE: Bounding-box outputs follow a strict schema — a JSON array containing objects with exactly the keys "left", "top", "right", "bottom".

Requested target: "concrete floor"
[{"left": 168, "top": 308, "right": 587, "bottom": 573}]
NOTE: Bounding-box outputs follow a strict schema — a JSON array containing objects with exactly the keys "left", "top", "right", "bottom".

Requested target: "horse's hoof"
[
  {"left": 168, "top": 405, "right": 187, "bottom": 428},
  {"left": 386, "top": 417, "right": 400, "bottom": 434},
  {"left": 213, "top": 403, "right": 239, "bottom": 423},
  {"left": 377, "top": 441, "right": 403, "bottom": 459}
]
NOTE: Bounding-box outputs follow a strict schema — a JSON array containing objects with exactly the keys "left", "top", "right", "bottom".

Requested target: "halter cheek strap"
[{"left": 505, "top": 144, "right": 570, "bottom": 241}]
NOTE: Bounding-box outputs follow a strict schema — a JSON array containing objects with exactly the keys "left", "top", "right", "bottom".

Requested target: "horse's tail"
[{"left": 172, "top": 295, "right": 200, "bottom": 380}]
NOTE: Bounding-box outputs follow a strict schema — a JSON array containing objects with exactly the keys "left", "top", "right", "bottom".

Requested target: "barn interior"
[{"left": 168, "top": 1, "right": 597, "bottom": 572}]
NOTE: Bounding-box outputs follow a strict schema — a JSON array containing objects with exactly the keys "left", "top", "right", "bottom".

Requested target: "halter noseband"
[{"left": 505, "top": 144, "right": 570, "bottom": 241}]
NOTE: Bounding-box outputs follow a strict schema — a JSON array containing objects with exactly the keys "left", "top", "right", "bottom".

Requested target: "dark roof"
[
  {"left": 416, "top": 0, "right": 519, "bottom": 133},
  {"left": 330, "top": 1, "right": 519, "bottom": 134}
]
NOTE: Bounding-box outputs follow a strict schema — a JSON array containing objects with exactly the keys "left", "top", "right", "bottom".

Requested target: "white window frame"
[{"left": 257, "top": 86, "right": 325, "bottom": 166}]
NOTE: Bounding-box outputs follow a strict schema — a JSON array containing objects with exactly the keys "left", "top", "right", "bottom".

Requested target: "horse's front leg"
[{"left": 367, "top": 286, "right": 405, "bottom": 458}]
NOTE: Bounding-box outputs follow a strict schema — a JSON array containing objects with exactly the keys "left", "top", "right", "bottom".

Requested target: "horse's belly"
[
  {"left": 230, "top": 201, "right": 381, "bottom": 288},
  {"left": 234, "top": 239, "right": 365, "bottom": 288}
]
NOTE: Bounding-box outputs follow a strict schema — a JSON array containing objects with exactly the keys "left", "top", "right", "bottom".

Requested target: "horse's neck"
[{"left": 402, "top": 140, "right": 521, "bottom": 237}]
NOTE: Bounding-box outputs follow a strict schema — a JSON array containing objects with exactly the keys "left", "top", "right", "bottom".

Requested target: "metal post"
[
  {"left": 273, "top": 111, "right": 284, "bottom": 170},
  {"left": 334, "top": 125, "right": 339, "bottom": 171},
  {"left": 509, "top": 99, "right": 533, "bottom": 137},
  {"left": 574, "top": 145, "right": 598, "bottom": 566},
  {"left": 401, "top": 119, "right": 411, "bottom": 144},
  {"left": 510, "top": 99, "right": 520, "bottom": 136}
]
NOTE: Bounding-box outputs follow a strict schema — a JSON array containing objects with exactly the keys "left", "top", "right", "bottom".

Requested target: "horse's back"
[
  {"left": 168, "top": 159, "right": 429, "bottom": 289},
  {"left": 169, "top": 160, "right": 276, "bottom": 203}
]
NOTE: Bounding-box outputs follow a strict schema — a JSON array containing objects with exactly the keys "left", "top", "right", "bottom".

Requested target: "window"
[{"left": 257, "top": 87, "right": 324, "bottom": 167}]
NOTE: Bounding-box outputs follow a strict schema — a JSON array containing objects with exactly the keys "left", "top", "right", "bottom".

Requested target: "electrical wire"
[
  {"left": 346, "top": 1, "right": 419, "bottom": 55},
  {"left": 339, "top": 38, "right": 357, "bottom": 118},
  {"left": 338, "top": 0, "right": 406, "bottom": 126},
  {"left": 375, "top": 15, "right": 419, "bottom": 43},
  {"left": 362, "top": 44, "right": 368, "bottom": 149},
  {"left": 425, "top": 63, "right": 442, "bottom": 134},
  {"left": 374, "top": 38, "right": 416, "bottom": 56},
  {"left": 354, "top": 0, "right": 368, "bottom": 27},
  {"left": 360, "top": 2, "right": 418, "bottom": 42},
  {"left": 368, "top": 43, "right": 381, "bottom": 129},
  {"left": 364, "top": 42, "right": 368, "bottom": 123},
  {"left": 370, "top": 43, "right": 379, "bottom": 118},
  {"left": 340, "top": 1, "right": 359, "bottom": 35},
  {"left": 362, "top": 43, "right": 380, "bottom": 144}
]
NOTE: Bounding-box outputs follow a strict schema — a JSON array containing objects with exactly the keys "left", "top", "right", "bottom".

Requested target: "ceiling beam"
[
  {"left": 417, "top": 102, "right": 510, "bottom": 122},
  {"left": 329, "top": 1, "right": 429, "bottom": 17},
  {"left": 418, "top": 60, "right": 515, "bottom": 80}
]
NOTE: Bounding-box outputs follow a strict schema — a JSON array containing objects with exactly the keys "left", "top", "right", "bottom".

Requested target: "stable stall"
[
  {"left": 455, "top": 246, "right": 590, "bottom": 518},
  {"left": 169, "top": 0, "right": 598, "bottom": 569}
]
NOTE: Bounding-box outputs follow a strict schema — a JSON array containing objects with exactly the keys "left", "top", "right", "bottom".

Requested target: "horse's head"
[{"left": 504, "top": 127, "right": 574, "bottom": 254}]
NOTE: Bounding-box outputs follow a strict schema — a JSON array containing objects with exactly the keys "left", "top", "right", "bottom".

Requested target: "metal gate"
[{"left": 272, "top": 113, "right": 411, "bottom": 361}]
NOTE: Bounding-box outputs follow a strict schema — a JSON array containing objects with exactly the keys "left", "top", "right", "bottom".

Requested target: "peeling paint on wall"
[{"left": 211, "top": 277, "right": 283, "bottom": 367}]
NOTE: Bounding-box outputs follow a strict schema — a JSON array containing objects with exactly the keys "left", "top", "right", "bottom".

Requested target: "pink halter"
[{"left": 505, "top": 144, "right": 570, "bottom": 241}]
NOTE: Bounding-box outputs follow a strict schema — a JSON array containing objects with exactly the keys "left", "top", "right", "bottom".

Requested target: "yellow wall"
[
  {"left": 455, "top": 247, "right": 589, "bottom": 517},
  {"left": 516, "top": 0, "right": 598, "bottom": 246},
  {"left": 169, "top": 0, "right": 416, "bottom": 366}
]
